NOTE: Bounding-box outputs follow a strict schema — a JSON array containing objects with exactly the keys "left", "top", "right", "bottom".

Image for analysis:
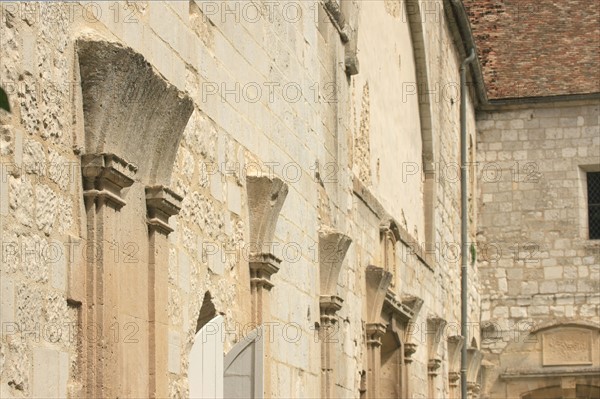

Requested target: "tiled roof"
[{"left": 464, "top": 0, "right": 600, "bottom": 100}]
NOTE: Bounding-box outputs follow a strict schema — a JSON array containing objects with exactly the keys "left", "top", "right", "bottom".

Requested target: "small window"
[{"left": 587, "top": 172, "right": 600, "bottom": 239}]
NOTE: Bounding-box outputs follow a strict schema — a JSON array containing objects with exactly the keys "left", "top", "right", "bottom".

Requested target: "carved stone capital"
[
  {"left": 81, "top": 153, "right": 137, "bottom": 209},
  {"left": 404, "top": 342, "right": 418, "bottom": 364},
  {"left": 468, "top": 382, "right": 481, "bottom": 395},
  {"left": 448, "top": 371, "right": 460, "bottom": 386},
  {"left": 249, "top": 253, "right": 282, "bottom": 291},
  {"left": 428, "top": 358, "right": 442, "bottom": 376},
  {"left": 145, "top": 185, "right": 183, "bottom": 235},
  {"left": 365, "top": 323, "right": 387, "bottom": 348},
  {"left": 319, "top": 295, "right": 343, "bottom": 325}
]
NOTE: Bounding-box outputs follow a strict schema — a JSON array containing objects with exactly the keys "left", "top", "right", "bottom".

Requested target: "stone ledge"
[
  {"left": 353, "top": 176, "right": 435, "bottom": 271},
  {"left": 500, "top": 367, "right": 600, "bottom": 380},
  {"left": 145, "top": 185, "right": 183, "bottom": 235}
]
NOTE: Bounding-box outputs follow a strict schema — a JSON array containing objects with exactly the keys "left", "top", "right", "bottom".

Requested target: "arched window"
[{"left": 382, "top": 230, "right": 397, "bottom": 287}]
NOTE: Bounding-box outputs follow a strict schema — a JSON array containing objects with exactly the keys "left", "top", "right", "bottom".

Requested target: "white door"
[
  {"left": 189, "top": 316, "right": 224, "bottom": 399},
  {"left": 224, "top": 327, "right": 264, "bottom": 399}
]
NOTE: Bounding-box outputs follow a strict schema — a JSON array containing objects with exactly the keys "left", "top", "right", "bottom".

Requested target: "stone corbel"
[
  {"left": 365, "top": 266, "right": 392, "bottom": 325},
  {"left": 145, "top": 185, "right": 182, "bottom": 235},
  {"left": 427, "top": 317, "right": 447, "bottom": 376},
  {"left": 319, "top": 228, "right": 352, "bottom": 313},
  {"left": 81, "top": 153, "right": 137, "bottom": 209},
  {"left": 467, "top": 348, "right": 483, "bottom": 390},
  {"left": 447, "top": 335, "right": 465, "bottom": 390},
  {"left": 428, "top": 358, "right": 442, "bottom": 375},
  {"left": 401, "top": 295, "right": 424, "bottom": 359},
  {"left": 247, "top": 174, "right": 288, "bottom": 251},
  {"left": 468, "top": 382, "right": 481, "bottom": 399},
  {"left": 404, "top": 342, "right": 418, "bottom": 364},
  {"left": 249, "top": 252, "right": 281, "bottom": 292}
]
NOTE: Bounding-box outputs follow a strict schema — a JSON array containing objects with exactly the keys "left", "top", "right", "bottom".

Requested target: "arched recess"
[
  {"left": 404, "top": 0, "right": 436, "bottom": 252},
  {"left": 74, "top": 35, "right": 194, "bottom": 398},
  {"left": 379, "top": 219, "right": 401, "bottom": 288}
]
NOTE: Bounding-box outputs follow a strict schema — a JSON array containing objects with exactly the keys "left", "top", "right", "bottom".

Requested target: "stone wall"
[
  {"left": 476, "top": 100, "right": 600, "bottom": 398},
  {"left": 0, "top": 1, "right": 481, "bottom": 398}
]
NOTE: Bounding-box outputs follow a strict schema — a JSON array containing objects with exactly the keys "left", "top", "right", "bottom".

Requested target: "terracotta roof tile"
[{"left": 464, "top": 0, "right": 600, "bottom": 99}]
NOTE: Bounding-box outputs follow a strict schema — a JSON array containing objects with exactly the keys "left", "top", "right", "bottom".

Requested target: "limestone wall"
[
  {"left": 0, "top": 1, "right": 480, "bottom": 398},
  {"left": 476, "top": 100, "right": 600, "bottom": 397}
]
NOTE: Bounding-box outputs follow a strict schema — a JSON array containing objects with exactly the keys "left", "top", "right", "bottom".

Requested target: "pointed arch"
[{"left": 196, "top": 291, "right": 218, "bottom": 333}]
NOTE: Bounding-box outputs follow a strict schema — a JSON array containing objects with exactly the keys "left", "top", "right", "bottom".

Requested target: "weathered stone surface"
[
  {"left": 478, "top": 101, "right": 599, "bottom": 398},
  {"left": 6, "top": 1, "right": 595, "bottom": 398}
]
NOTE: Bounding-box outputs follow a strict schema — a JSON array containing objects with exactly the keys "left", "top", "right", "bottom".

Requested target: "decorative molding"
[
  {"left": 319, "top": 295, "right": 344, "bottom": 322},
  {"left": 365, "top": 322, "right": 387, "bottom": 348},
  {"left": 529, "top": 319, "right": 600, "bottom": 334},
  {"left": 249, "top": 253, "right": 282, "bottom": 291},
  {"left": 404, "top": 342, "right": 418, "bottom": 364},
  {"left": 449, "top": 371, "right": 460, "bottom": 387},
  {"left": 81, "top": 153, "right": 137, "bottom": 209},
  {"left": 428, "top": 358, "right": 442, "bottom": 376},
  {"left": 319, "top": 292, "right": 344, "bottom": 399},
  {"left": 542, "top": 328, "right": 593, "bottom": 366},
  {"left": 382, "top": 292, "right": 423, "bottom": 325},
  {"left": 467, "top": 382, "right": 481, "bottom": 396},
  {"left": 145, "top": 185, "right": 182, "bottom": 235},
  {"left": 380, "top": 219, "right": 402, "bottom": 242},
  {"left": 500, "top": 367, "right": 600, "bottom": 380},
  {"left": 353, "top": 177, "right": 434, "bottom": 270}
]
